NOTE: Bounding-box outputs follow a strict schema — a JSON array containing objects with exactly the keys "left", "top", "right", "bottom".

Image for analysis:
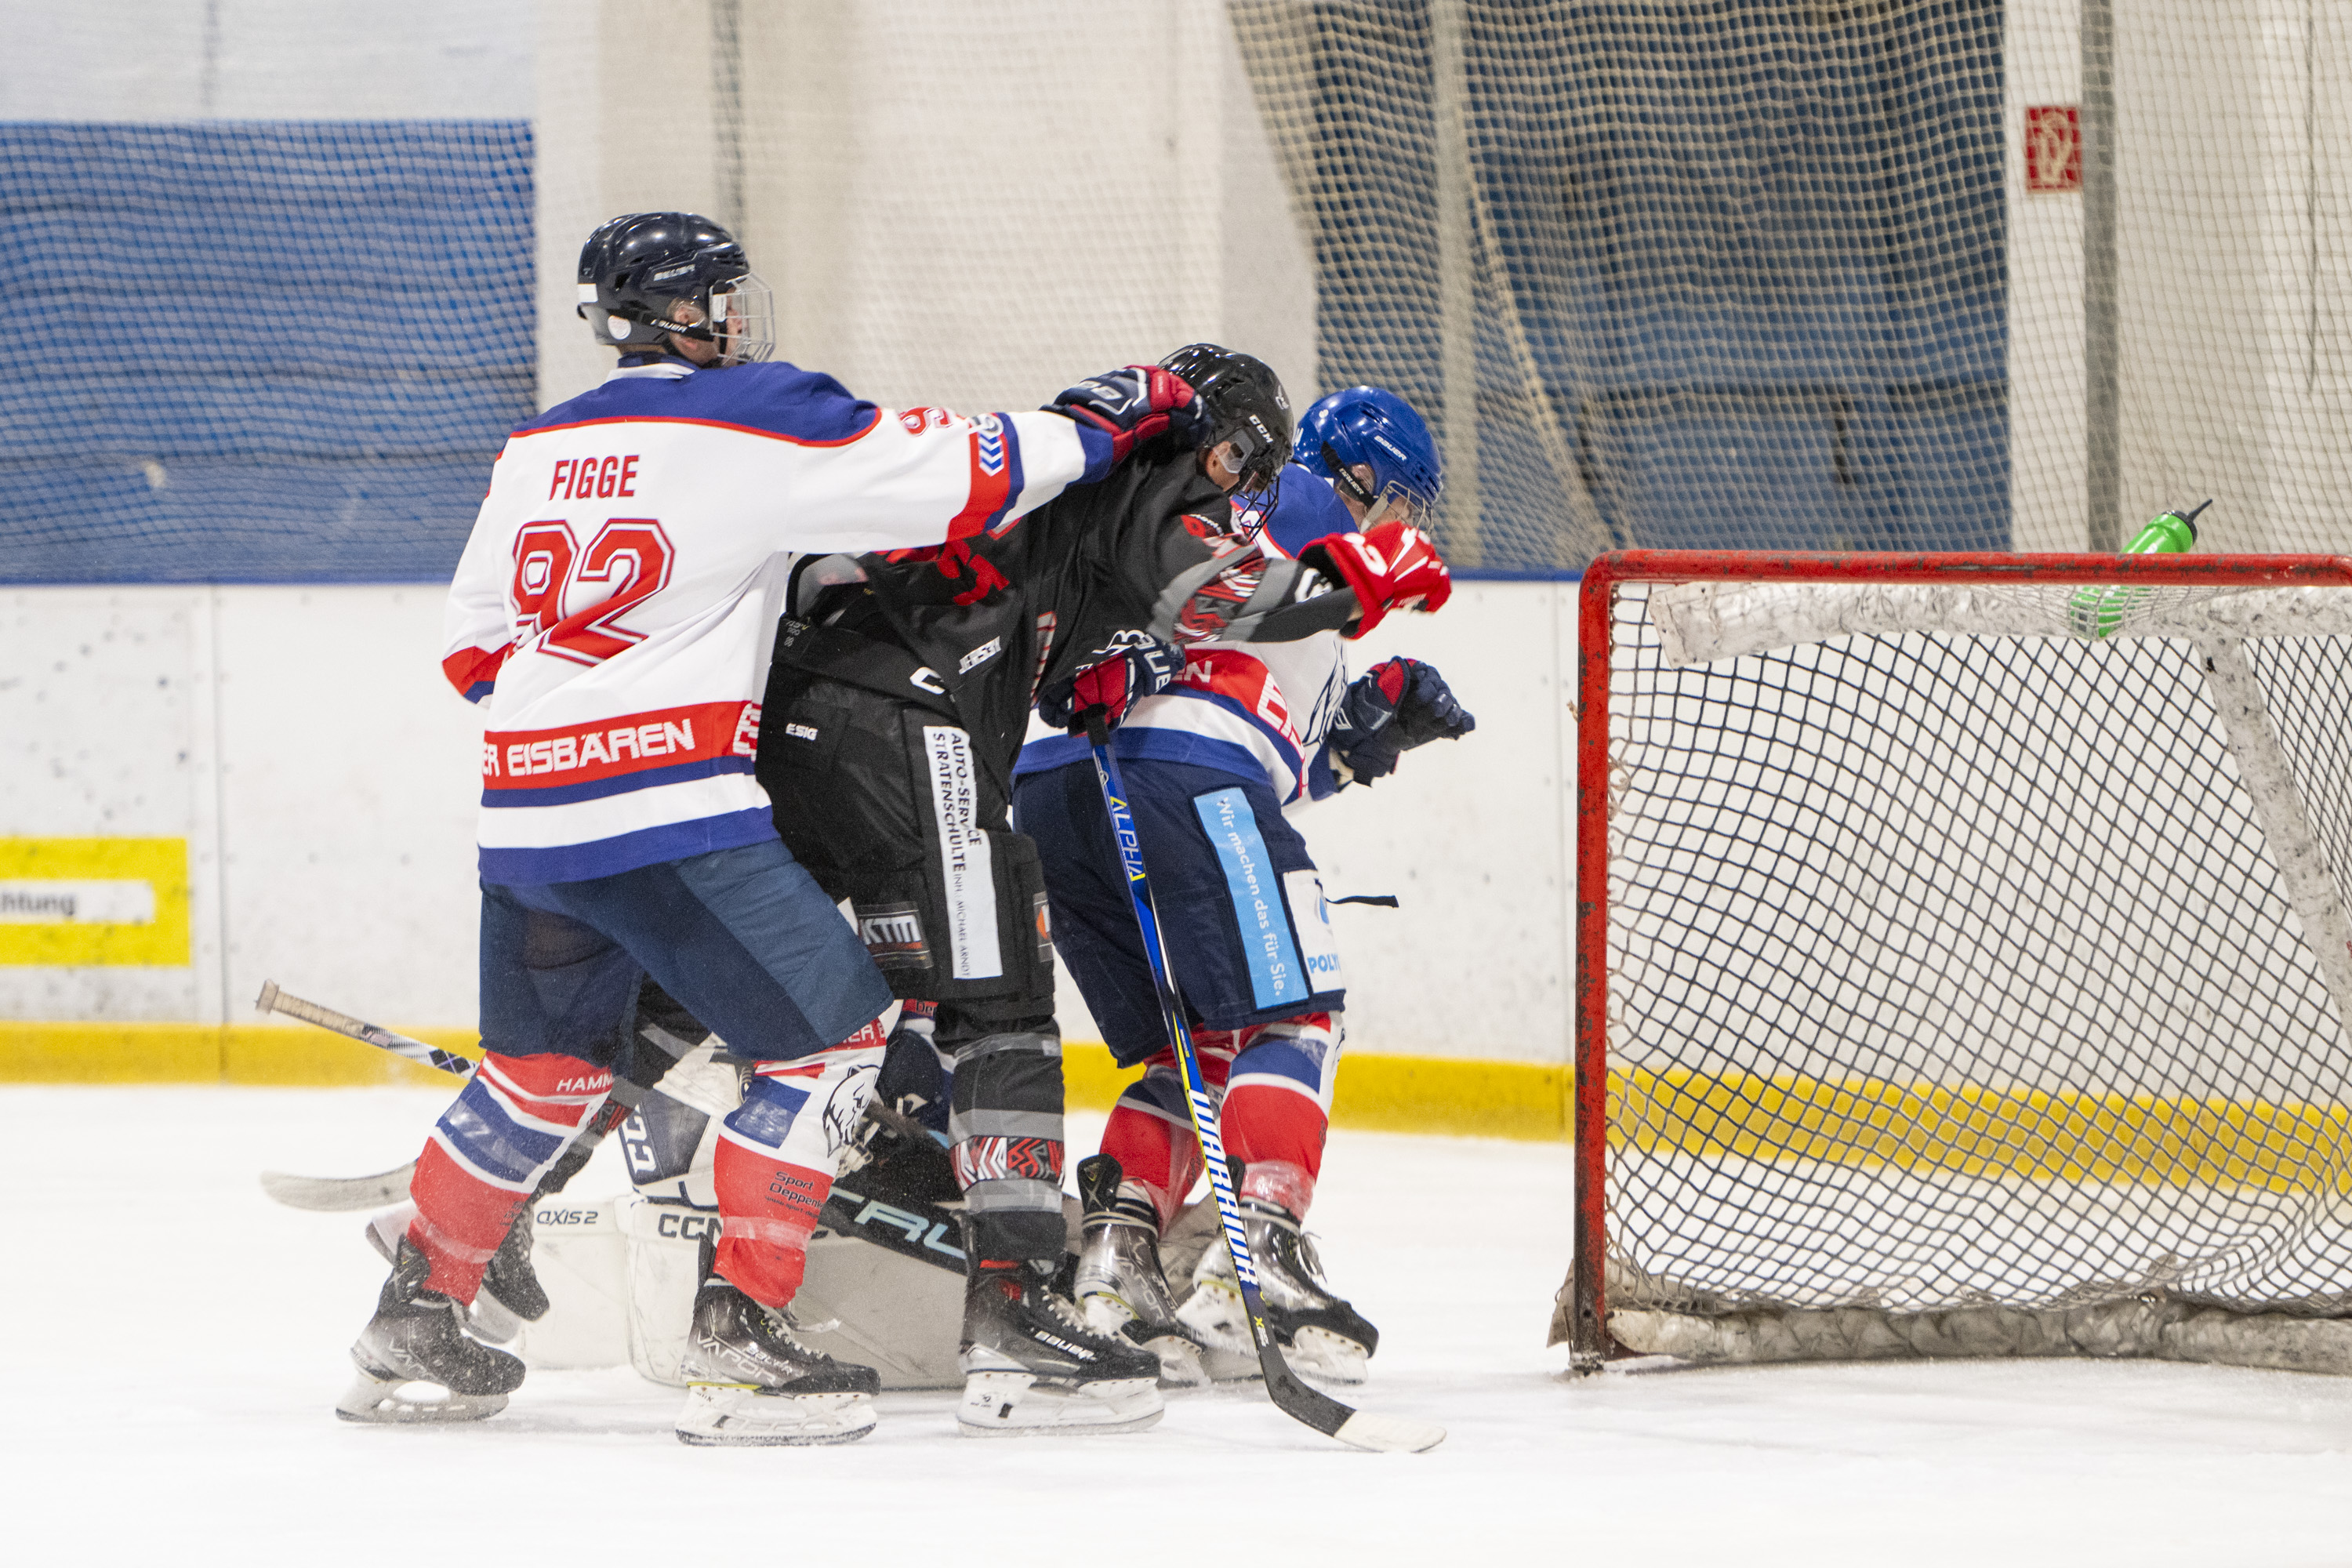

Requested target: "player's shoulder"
[
  {"left": 511, "top": 359, "right": 881, "bottom": 446},
  {"left": 1251, "top": 463, "right": 1354, "bottom": 559}
]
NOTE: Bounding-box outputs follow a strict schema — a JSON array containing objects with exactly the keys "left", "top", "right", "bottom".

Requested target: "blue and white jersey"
[
  {"left": 1014, "top": 463, "right": 1356, "bottom": 804},
  {"left": 445, "top": 354, "right": 1105, "bottom": 884}
]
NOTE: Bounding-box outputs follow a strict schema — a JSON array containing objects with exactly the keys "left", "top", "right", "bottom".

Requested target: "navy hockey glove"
[
  {"left": 1037, "top": 635, "right": 1187, "bottom": 733},
  {"left": 1327, "top": 657, "right": 1475, "bottom": 784},
  {"left": 1046, "top": 365, "right": 1210, "bottom": 463}
]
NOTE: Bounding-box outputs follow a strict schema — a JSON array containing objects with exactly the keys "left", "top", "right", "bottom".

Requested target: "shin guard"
[
  {"left": 1098, "top": 1033, "right": 1238, "bottom": 1232},
  {"left": 1225, "top": 1014, "right": 1341, "bottom": 1218},
  {"left": 713, "top": 1018, "right": 887, "bottom": 1311},
  {"left": 408, "top": 1051, "right": 614, "bottom": 1302}
]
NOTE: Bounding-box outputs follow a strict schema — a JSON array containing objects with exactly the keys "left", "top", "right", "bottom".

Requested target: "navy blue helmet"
[
  {"left": 577, "top": 212, "right": 774, "bottom": 365},
  {"left": 1291, "top": 387, "right": 1442, "bottom": 525}
]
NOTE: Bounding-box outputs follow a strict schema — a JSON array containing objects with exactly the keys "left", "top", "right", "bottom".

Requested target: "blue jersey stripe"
[
  {"left": 478, "top": 808, "right": 777, "bottom": 886},
  {"left": 481, "top": 754, "right": 755, "bottom": 808}
]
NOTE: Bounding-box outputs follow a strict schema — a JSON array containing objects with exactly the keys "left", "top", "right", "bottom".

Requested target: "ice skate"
[
  {"left": 336, "top": 1236, "right": 527, "bottom": 1425},
  {"left": 674, "top": 1278, "right": 880, "bottom": 1446},
  {"left": 1073, "top": 1155, "right": 1207, "bottom": 1388},
  {"left": 1179, "top": 1198, "right": 1379, "bottom": 1385},
  {"left": 364, "top": 1201, "right": 543, "bottom": 1345},
  {"left": 957, "top": 1258, "right": 1165, "bottom": 1436}
]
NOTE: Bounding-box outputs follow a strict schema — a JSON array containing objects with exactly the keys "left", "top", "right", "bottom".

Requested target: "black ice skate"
[
  {"left": 674, "top": 1278, "right": 880, "bottom": 1446},
  {"left": 957, "top": 1258, "right": 1165, "bottom": 1436},
  {"left": 336, "top": 1236, "right": 528, "bottom": 1425},
  {"left": 1072, "top": 1155, "right": 1207, "bottom": 1388},
  {"left": 1179, "top": 1198, "right": 1380, "bottom": 1385},
  {"left": 363, "top": 1201, "right": 545, "bottom": 1345}
]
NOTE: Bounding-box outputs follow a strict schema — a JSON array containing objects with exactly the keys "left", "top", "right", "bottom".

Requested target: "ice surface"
[{"left": 5, "top": 1086, "right": 2350, "bottom": 1565}]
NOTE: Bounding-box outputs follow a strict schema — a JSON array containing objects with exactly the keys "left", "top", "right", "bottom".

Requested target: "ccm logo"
[{"left": 655, "top": 1210, "right": 720, "bottom": 1242}]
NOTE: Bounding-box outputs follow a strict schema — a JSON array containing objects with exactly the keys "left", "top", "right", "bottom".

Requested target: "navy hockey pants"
[
  {"left": 478, "top": 836, "right": 891, "bottom": 1069},
  {"left": 1013, "top": 757, "right": 1347, "bottom": 1069}
]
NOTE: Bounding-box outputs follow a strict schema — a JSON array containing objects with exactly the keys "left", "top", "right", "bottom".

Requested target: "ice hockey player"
[
  {"left": 339, "top": 211, "right": 1200, "bottom": 1446},
  {"left": 756, "top": 346, "right": 1453, "bottom": 1435},
  {"left": 1011, "top": 386, "right": 1474, "bottom": 1387}
]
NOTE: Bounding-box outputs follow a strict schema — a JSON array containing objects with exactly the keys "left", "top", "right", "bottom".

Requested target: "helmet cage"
[{"left": 579, "top": 270, "right": 774, "bottom": 366}]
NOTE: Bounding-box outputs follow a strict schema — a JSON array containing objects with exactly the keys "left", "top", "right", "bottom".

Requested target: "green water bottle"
[{"left": 2069, "top": 499, "right": 2212, "bottom": 637}]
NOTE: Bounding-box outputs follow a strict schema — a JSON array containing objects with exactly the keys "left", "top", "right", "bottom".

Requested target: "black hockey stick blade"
[
  {"left": 260, "top": 1160, "right": 416, "bottom": 1213},
  {"left": 1255, "top": 1338, "right": 1445, "bottom": 1453}
]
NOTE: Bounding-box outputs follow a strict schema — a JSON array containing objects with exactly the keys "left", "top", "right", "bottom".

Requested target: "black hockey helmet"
[
  {"left": 577, "top": 212, "right": 774, "bottom": 365},
  {"left": 1159, "top": 343, "right": 1291, "bottom": 490}
]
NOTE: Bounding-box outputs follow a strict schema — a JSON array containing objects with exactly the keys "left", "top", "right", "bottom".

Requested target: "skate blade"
[
  {"left": 1284, "top": 1326, "right": 1370, "bottom": 1387},
  {"left": 1176, "top": 1284, "right": 1261, "bottom": 1381},
  {"left": 334, "top": 1369, "right": 507, "bottom": 1425},
  {"left": 955, "top": 1371, "right": 1164, "bottom": 1437},
  {"left": 1143, "top": 1333, "right": 1210, "bottom": 1390},
  {"left": 674, "top": 1382, "right": 877, "bottom": 1446},
  {"left": 1080, "top": 1294, "right": 1209, "bottom": 1391}
]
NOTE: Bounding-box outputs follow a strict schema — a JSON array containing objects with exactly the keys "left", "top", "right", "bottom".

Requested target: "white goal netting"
[{"left": 1565, "top": 559, "right": 2352, "bottom": 1372}]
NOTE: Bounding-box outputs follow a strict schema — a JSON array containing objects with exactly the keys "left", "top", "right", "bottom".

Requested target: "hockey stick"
[
  {"left": 255, "top": 980, "right": 478, "bottom": 1077},
  {"left": 1082, "top": 710, "right": 1445, "bottom": 1454},
  {"left": 254, "top": 982, "right": 735, "bottom": 1210}
]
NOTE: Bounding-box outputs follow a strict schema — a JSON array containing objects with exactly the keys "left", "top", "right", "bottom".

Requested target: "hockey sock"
[
  {"left": 1225, "top": 1014, "right": 1341, "bottom": 1219},
  {"left": 946, "top": 1021, "right": 1068, "bottom": 1265},
  {"left": 1098, "top": 1031, "right": 1237, "bottom": 1231},
  {"left": 713, "top": 1017, "right": 887, "bottom": 1311},
  {"left": 409, "top": 1051, "right": 615, "bottom": 1302}
]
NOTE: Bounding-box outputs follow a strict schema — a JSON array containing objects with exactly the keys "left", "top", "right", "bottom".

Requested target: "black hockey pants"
[{"left": 760, "top": 634, "right": 1066, "bottom": 1265}]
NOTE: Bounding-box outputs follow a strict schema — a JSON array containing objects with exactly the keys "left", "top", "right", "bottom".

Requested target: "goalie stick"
[{"left": 1082, "top": 710, "right": 1445, "bottom": 1454}]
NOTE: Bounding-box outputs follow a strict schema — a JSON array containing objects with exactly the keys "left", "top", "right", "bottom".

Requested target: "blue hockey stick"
[{"left": 1082, "top": 710, "right": 1444, "bottom": 1453}]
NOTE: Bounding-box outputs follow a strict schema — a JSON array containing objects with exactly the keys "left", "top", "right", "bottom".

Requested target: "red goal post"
[{"left": 1559, "top": 550, "right": 2352, "bottom": 1374}]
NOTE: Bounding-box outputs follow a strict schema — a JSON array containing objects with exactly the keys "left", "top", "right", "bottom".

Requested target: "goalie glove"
[
  {"left": 1327, "top": 657, "right": 1475, "bottom": 786},
  {"left": 1297, "top": 518, "right": 1452, "bottom": 637},
  {"left": 1046, "top": 365, "right": 1210, "bottom": 465},
  {"left": 1037, "top": 635, "right": 1187, "bottom": 733}
]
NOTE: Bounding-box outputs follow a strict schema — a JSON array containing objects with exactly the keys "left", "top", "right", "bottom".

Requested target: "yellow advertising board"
[{"left": 0, "top": 838, "right": 191, "bottom": 966}]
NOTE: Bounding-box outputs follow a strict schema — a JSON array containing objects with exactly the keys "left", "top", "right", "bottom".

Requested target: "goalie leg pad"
[
  {"left": 713, "top": 1023, "right": 886, "bottom": 1311},
  {"left": 408, "top": 1051, "right": 613, "bottom": 1303}
]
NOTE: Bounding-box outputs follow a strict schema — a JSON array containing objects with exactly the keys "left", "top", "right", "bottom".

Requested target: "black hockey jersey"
[{"left": 775, "top": 441, "right": 1354, "bottom": 784}]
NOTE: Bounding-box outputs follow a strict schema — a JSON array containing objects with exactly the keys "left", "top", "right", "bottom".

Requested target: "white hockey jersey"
[{"left": 445, "top": 355, "right": 1105, "bottom": 884}]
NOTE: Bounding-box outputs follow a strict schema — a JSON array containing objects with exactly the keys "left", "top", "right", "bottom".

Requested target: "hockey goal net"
[{"left": 1555, "top": 550, "right": 2352, "bottom": 1376}]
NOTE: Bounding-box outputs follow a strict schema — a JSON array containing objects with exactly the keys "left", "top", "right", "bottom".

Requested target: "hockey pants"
[
  {"left": 409, "top": 840, "right": 893, "bottom": 1309},
  {"left": 760, "top": 673, "right": 1067, "bottom": 1265}
]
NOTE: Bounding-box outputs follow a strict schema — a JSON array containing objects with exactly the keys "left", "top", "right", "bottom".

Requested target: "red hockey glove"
[
  {"left": 1298, "top": 518, "right": 1453, "bottom": 637},
  {"left": 1045, "top": 365, "right": 1209, "bottom": 463},
  {"left": 1037, "top": 636, "right": 1187, "bottom": 733}
]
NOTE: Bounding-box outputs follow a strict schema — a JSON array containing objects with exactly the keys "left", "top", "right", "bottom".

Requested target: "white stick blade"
[
  {"left": 1331, "top": 1410, "right": 1447, "bottom": 1453},
  {"left": 259, "top": 1162, "right": 416, "bottom": 1213}
]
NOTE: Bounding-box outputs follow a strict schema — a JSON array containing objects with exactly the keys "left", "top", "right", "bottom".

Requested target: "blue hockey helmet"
[{"left": 1291, "top": 386, "right": 1442, "bottom": 526}]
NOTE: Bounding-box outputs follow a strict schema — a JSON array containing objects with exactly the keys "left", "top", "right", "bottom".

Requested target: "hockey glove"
[
  {"left": 1327, "top": 658, "right": 1475, "bottom": 785},
  {"left": 1046, "top": 365, "right": 1209, "bottom": 464},
  {"left": 1037, "top": 636, "right": 1187, "bottom": 733},
  {"left": 1298, "top": 518, "right": 1453, "bottom": 637}
]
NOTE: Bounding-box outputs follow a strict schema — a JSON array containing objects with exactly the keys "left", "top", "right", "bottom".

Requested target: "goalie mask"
[{"left": 577, "top": 212, "right": 775, "bottom": 366}]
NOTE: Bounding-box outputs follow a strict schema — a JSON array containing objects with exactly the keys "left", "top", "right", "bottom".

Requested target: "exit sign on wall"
[{"left": 2026, "top": 106, "right": 2081, "bottom": 192}]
